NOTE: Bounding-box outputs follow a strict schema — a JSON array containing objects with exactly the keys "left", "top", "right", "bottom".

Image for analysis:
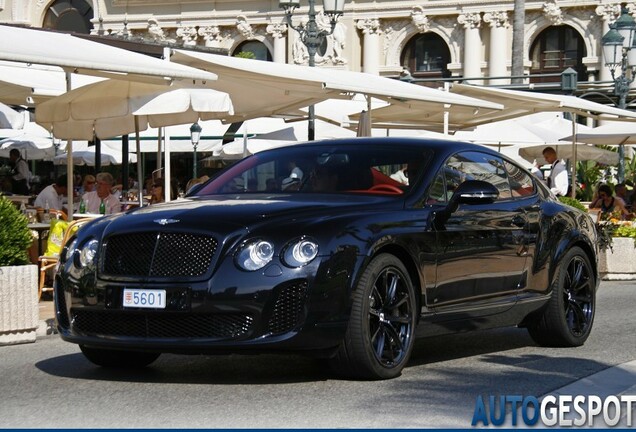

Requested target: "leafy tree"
[
  {"left": 576, "top": 160, "right": 603, "bottom": 201},
  {"left": 234, "top": 51, "right": 256, "bottom": 59}
]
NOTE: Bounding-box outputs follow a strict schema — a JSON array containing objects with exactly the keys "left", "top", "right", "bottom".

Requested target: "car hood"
[{"left": 102, "top": 194, "right": 401, "bottom": 234}]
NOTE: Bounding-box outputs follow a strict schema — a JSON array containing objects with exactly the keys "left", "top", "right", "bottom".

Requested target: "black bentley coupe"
[{"left": 54, "top": 138, "right": 599, "bottom": 380}]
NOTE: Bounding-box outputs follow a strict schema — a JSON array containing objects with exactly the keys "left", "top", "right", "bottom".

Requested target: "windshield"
[{"left": 193, "top": 142, "right": 432, "bottom": 197}]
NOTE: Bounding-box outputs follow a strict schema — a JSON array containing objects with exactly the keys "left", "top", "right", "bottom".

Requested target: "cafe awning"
[
  {"left": 356, "top": 84, "right": 636, "bottom": 131},
  {"left": 170, "top": 50, "right": 503, "bottom": 125},
  {"left": 0, "top": 25, "right": 217, "bottom": 84}
]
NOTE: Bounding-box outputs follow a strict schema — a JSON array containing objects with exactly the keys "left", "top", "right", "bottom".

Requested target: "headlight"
[
  {"left": 283, "top": 238, "right": 319, "bottom": 268},
  {"left": 78, "top": 239, "right": 99, "bottom": 268},
  {"left": 60, "top": 237, "right": 78, "bottom": 263},
  {"left": 237, "top": 240, "right": 275, "bottom": 271}
]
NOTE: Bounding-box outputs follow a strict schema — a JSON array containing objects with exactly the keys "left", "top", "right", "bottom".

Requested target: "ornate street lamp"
[
  {"left": 190, "top": 122, "right": 202, "bottom": 179},
  {"left": 601, "top": 7, "right": 636, "bottom": 182},
  {"left": 280, "top": 0, "right": 346, "bottom": 140}
]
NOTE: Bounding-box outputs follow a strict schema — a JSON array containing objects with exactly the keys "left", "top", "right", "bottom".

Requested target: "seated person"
[
  {"left": 78, "top": 174, "right": 96, "bottom": 196},
  {"left": 34, "top": 174, "right": 68, "bottom": 216},
  {"left": 390, "top": 165, "right": 409, "bottom": 185},
  {"left": 615, "top": 183, "right": 631, "bottom": 208},
  {"left": 81, "top": 172, "right": 121, "bottom": 214},
  {"left": 589, "top": 184, "right": 630, "bottom": 220},
  {"left": 281, "top": 176, "right": 301, "bottom": 191},
  {"left": 149, "top": 179, "right": 178, "bottom": 204},
  {"left": 186, "top": 175, "right": 209, "bottom": 194}
]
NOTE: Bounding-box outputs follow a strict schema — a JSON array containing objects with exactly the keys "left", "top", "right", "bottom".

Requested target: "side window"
[
  {"left": 503, "top": 160, "right": 536, "bottom": 197},
  {"left": 427, "top": 170, "right": 447, "bottom": 204},
  {"left": 445, "top": 152, "right": 512, "bottom": 200}
]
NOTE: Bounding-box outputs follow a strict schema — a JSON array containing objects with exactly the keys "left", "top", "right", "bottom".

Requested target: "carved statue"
[
  {"left": 147, "top": 17, "right": 176, "bottom": 43},
  {"left": 236, "top": 15, "right": 256, "bottom": 39}
]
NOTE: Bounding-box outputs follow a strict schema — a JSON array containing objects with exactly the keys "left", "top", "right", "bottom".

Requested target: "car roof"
[{"left": 275, "top": 136, "right": 502, "bottom": 161}]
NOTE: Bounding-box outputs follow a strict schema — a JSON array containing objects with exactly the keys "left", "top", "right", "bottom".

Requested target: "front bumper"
[{"left": 54, "top": 253, "right": 359, "bottom": 355}]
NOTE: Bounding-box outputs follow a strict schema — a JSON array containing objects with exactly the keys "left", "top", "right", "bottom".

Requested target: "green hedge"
[
  {"left": 558, "top": 196, "right": 587, "bottom": 212},
  {"left": 0, "top": 196, "right": 33, "bottom": 266}
]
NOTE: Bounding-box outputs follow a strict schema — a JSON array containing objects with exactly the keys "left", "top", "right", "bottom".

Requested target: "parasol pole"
[
  {"left": 135, "top": 116, "right": 143, "bottom": 207},
  {"left": 65, "top": 71, "right": 74, "bottom": 221},
  {"left": 165, "top": 127, "right": 172, "bottom": 202}
]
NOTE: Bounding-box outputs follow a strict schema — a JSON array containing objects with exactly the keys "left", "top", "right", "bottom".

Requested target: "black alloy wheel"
[
  {"left": 330, "top": 254, "right": 416, "bottom": 380},
  {"left": 562, "top": 255, "right": 594, "bottom": 338},
  {"left": 369, "top": 266, "right": 413, "bottom": 367},
  {"left": 528, "top": 246, "right": 595, "bottom": 347}
]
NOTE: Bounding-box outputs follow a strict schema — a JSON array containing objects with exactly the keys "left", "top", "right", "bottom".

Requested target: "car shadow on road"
[
  {"left": 35, "top": 327, "right": 538, "bottom": 385},
  {"left": 408, "top": 326, "right": 535, "bottom": 367},
  {"left": 35, "top": 351, "right": 334, "bottom": 385}
]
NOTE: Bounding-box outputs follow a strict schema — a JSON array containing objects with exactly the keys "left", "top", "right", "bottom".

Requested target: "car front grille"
[
  {"left": 267, "top": 281, "right": 308, "bottom": 334},
  {"left": 102, "top": 232, "right": 217, "bottom": 278},
  {"left": 70, "top": 309, "right": 253, "bottom": 340}
]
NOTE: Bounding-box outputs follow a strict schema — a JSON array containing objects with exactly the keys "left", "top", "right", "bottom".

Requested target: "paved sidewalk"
[
  {"left": 541, "top": 361, "right": 636, "bottom": 427},
  {"left": 36, "top": 299, "right": 56, "bottom": 337}
]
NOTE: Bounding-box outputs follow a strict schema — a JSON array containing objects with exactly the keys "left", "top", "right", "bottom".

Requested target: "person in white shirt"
[
  {"left": 9, "top": 149, "right": 31, "bottom": 195},
  {"left": 81, "top": 172, "right": 121, "bottom": 214},
  {"left": 287, "top": 161, "right": 304, "bottom": 181},
  {"left": 34, "top": 174, "right": 68, "bottom": 211},
  {"left": 542, "top": 147, "right": 569, "bottom": 197},
  {"left": 390, "top": 165, "right": 409, "bottom": 185}
]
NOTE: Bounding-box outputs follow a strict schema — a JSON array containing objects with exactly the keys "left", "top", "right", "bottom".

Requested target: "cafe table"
[{"left": 27, "top": 222, "right": 51, "bottom": 257}]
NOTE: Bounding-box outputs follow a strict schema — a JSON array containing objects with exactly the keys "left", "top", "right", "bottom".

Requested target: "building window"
[
  {"left": 43, "top": 0, "right": 93, "bottom": 34},
  {"left": 233, "top": 41, "right": 272, "bottom": 61},
  {"left": 401, "top": 33, "right": 450, "bottom": 85},
  {"left": 530, "top": 25, "right": 587, "bottom": 83}
]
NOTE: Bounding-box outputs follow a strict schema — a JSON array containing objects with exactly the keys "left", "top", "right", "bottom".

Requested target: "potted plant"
[
  {"left": 596, "top": 210, "right": 636, "bottom": 280},
  {"left": 0, "top": 196, "right": 39, "bottom": 345}
]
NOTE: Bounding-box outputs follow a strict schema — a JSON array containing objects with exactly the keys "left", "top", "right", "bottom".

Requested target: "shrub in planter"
[
  {"left": 596, "top": 210, "right": 636, "bottom": 252},
  {"left": 558, "top": 196, "right": 587, "bottom": 212},
  {"left": 0, "top": 195, "right": 38, "bottom": 345},
  {"left": 0, "top": 196, "right": 32, "bottom": 266}
]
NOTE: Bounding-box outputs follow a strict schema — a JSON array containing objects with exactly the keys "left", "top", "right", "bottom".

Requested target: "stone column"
[
  {"left": 356, "top": 18, "right": 381, "bottom": 75},
  {"left": 457, "top": 12, "right": 483, "bottom": 84},
  {"left": 596, "top": 4, "right": 621, "bottom": 84},
  {"left": 586, "top": 72, "right": 596, "bottom": 127},
  {"left": 267, "top": 22, "right": 288, "bottom": 63},
  {"left": 483, "top": 11, "right": 509, "bottom": 85}
]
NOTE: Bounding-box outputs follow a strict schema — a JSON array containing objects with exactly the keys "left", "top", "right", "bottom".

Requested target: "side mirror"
[{"left": 447, "top": 180, "right": 499, "bottom": 213}]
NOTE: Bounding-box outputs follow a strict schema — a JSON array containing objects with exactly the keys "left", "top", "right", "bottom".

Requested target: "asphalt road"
[{"left": 1, "top": 281, "right": 634, "bottom": 428}]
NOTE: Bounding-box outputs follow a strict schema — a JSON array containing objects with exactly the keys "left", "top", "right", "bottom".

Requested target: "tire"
[
  {"left": 528, "top": 246, "right": 595, "bottom": 347},
  {"left": 80, "top": 345, "right": 160, "bottom": 368},
  {"left": 330, "top": 254, "right": 417, "bottom": 380}
]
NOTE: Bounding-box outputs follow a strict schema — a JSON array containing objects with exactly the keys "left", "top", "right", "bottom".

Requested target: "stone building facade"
[{"left": 0, "top": 1, "right": 630, "bottom": 89}]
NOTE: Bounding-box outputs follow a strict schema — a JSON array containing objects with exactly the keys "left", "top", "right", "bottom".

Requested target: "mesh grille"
[
  {"left": 71, "top": 310, "right": 253, "bottom": 339},
  {"left": 267, "top": 281, "right": 308, "bottom": 334},
  {"left": 102, "top": 232, "right": 217, "bottom": 278}
]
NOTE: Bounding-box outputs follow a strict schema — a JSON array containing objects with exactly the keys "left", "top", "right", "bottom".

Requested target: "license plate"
[{"left": 123, "top": 288, "right": 166, "bottom": 309}]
